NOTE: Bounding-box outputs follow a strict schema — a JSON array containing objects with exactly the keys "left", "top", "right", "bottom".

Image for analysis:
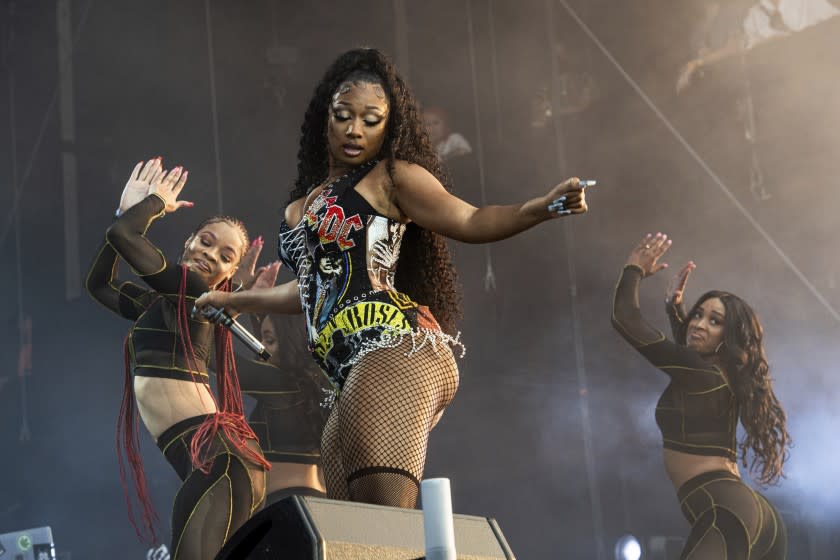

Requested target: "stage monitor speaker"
[{"left": 217, "top": 495, "right": 515, "bottom": 559}]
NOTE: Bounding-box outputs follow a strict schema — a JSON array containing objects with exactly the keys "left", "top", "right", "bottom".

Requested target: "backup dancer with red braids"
[{"left": 86, "top": 158, "right": 268, "bottom": 559}]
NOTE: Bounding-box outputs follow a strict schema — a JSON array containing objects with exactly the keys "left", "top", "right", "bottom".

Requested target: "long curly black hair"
[
  {"left": 290, "top": 47, "right": 461, "bottom": 333},
  {"left": 677, "top": 291, "right": 791, "bottom": 486}
]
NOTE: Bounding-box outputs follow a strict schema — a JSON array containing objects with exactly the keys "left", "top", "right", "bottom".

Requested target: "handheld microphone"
[
  {"left": 548, "top": 179, "right": 596, "bottom": 214},
  {"left": 192, "top": 304, "right": 271, "bottom": 361}
]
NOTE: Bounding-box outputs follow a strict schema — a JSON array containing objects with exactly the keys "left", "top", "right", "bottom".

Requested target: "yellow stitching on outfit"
[
  {"left": 173, "top": 452, "right": 232, "bottom": 559},
  {"left": 116, "top": 281, "right": 149, "bottom": 309},
  {"left": 658, "top": 364, "right": 722, "bottom": 375},
  {"left": 665, "top": 439, "right": 736, "bottom": 453},
  {"left": 231, "top": 451, "right": 266, "bottom": 514},
  {"left": 687, "top": 383, "right": 729, "bottom": 395},
  {"left": 220, "top": 439, "right": 236, "bottom": 537},
  {"left": 133, "top": 364, "right": 209, "bottom": 377}
]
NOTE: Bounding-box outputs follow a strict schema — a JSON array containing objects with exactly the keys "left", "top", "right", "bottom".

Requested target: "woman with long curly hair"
[
  {"left": 612, "top": 233, "right": 790, "bottom": 559},
  {"left": 86, "top": 158, "right": 268, "bottom": 559},
  {"left": 197, "top": 47, "right": 589, "bottom": 508}
]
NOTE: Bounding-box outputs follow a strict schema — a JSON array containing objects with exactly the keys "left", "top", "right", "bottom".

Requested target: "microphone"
[
  {"left": 548, "top": 179, "right": 596, "bottom": 214},
  {"left": 192, "top": 304, "right": 271, "bottom": 361}
]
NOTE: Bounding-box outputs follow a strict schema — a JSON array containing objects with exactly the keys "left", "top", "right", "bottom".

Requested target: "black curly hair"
[
  {"left": 290, "top": 47, "right": 461, "bottom": 333},
  {"left": 677, "top": 291, "right": 791, "bottom": 486}
]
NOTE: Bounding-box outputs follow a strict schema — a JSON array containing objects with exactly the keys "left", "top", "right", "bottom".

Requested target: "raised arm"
[
  {"left": 665, "top": 296, "right": 688, "bottom": 342},
  {"left": 612, "top": 264, "right": 667, "bottom": 347},
  {"left": 86, "top": 160, "right": 171, "bottom": 318},
  {"left": 664, "top": 261, "right": 695, "bottom": 340},
  {"left": 390, "top": 161, "right": 588, "bottom": 244},
  {"left": 106, "top": 163, "right": 207, "bottom": 298},
  {"left": 85, "top": 240, "right": 156, "bottom": 320},
  {"left": 105, "top": 193, "right": 168, "bottom": 277},
  {"left": 612, "top": 234, "right": 722, "bottom": 385}
]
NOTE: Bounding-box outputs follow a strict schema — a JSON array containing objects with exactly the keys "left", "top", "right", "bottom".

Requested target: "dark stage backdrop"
[{"left": 1, "top": 1, "right": 838, "bottom": 558}]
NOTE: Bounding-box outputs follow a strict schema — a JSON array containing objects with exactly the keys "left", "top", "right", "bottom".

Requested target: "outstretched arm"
[
  {"left": 391, "top": 161, "right": 589, "bottom": 244},
  {"left": 196, "top": 278, "right": 302, "bottom": 316},
  {"left": 677, "top": 37, "right": 742, "bottom": 93}
]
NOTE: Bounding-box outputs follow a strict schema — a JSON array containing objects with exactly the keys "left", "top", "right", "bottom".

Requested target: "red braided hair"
[
  {"left": 174, "top": 266, "right": 270, "bottom": 473},
  {"left": 116, "top": 266, "right": 270, "bottom": 544},
  {"left": 117, "top": 320, "right": 161, "bottom": 543}
]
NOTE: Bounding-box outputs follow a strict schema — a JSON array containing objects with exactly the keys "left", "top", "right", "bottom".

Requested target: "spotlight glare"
[{"left": 614, "top": 534, "right": 642, "bottom": 560}]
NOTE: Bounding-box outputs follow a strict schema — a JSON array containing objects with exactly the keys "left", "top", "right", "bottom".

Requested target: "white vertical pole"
[{"left": 421, "top": 478, "right": 457, "bottom": 560}]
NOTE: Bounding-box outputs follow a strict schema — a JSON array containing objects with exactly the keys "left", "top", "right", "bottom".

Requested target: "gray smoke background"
[{"left": 1, "top": 0, "right": 839, "bottom": 558}]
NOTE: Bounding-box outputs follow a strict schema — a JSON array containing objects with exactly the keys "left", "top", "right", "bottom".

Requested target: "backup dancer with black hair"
[
  {"left": 234, "top": 311, "right": 332, "bottom": 503},
  {"left": 86, "top": 159, "right": 268, "bottom": 559},
  {"left": 612, "top": 233, "right": 790, "bottom": 559},
  {"left": 197, "top": 47, "right": 590, "bottom": 508}
]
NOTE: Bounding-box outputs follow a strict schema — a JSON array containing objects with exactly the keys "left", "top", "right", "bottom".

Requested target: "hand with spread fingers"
[
  {"left": 626, "top": 233, "right": 672, "bottom": 277},
  {"left": 233, "top": 236, "right": 266, "bottom": 290},
  {"left": 118, "top": 158, "right": 166, "bottom": 215},
  {"left": 149, "top": 164, "right": 193, "bottom": 214},
  {"left": 253, "top": 261, "right": 282, "bottom": 290},
  {"left": 666, "top": 260, "right": 696, "bottom": 306}
]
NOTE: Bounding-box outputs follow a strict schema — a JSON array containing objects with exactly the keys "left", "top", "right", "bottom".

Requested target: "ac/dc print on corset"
[{"left": 278, "top": 162, "right": 462, "bottom": 388}]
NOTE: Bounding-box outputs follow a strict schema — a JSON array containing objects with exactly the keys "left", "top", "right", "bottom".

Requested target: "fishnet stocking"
[{"left": 321, "top": 337, "right": 459, "bottom": 508}]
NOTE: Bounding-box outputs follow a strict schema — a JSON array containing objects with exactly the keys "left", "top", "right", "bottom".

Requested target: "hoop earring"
[{"left": 715, "top": 342, "right": 724, "bottom": 354}]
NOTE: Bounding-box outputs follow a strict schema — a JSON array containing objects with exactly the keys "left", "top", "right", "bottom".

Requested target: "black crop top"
[
  {"left": 86, "top": 194, "right": 214, "bottom": 382},
  {"left": 611, "top": 265, "right": 738, "bottom": 461},
  {"left": 235, "top": 354, "right": 331, "bottom": 465}
]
